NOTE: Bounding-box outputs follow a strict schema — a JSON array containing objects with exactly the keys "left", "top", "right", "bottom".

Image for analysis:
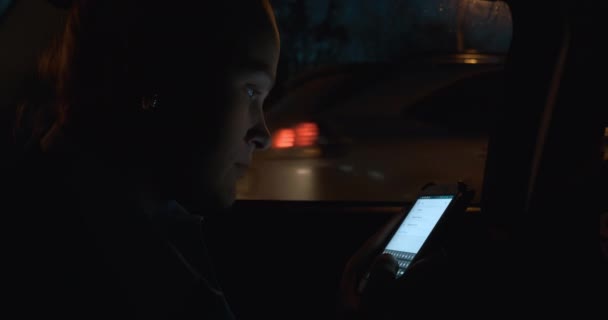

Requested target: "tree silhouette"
[
  {"left": 279, "top": 0, "right": 310, "bottom": 75},
  {"left": 312, "top": 0, "right": 349, "bottom": 65}
]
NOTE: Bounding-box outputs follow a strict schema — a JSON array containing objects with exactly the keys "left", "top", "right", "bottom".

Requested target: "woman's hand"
[
  {"left": 337, "top": 213, "right": 402, "bottom": 320},
  {"left": 338, "top": 212, "right": 451, "bottom": 320}
]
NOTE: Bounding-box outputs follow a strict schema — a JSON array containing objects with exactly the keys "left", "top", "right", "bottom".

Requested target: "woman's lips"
[{"left": 235, "top": 163, "right": 250, "bottom": 178}]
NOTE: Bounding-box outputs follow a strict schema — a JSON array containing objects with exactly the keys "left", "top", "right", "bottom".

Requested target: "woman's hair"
[
  {"left": 16, "top": 0, "right": 138, "bottom": 149},
  {"left": 15, "top": 0, "right": 268, "bottom": 152}
]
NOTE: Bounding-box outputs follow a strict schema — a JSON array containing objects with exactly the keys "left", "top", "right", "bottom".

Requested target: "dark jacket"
[{"left": 5, "top": 149, "right": 234, "bottom": 319}]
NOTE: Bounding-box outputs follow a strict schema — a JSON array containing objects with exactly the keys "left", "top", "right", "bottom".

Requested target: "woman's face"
[{"left": 157, "top": 1, "right": 280, "bottom": 211}]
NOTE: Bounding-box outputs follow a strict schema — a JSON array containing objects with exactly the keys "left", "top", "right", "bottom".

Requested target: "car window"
[
  {"left": 237, "top": 0, "right": 512, "bottom": 204},
  {"left": 0, "top": 0, "right": 12, "bottom": 18}
]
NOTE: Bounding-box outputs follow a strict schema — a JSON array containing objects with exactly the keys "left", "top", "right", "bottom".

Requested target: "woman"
[
  {"left": 7, "top": 1, "right": 406, "bottom": 319},
  {"left": 10, "top": 1, "right": 277, "bottom": 318}
]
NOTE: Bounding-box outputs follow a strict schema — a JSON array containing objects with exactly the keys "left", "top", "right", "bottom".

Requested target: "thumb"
[
  {"left": 359, "top": 254, "right": 398, "bottom": 320},
  {"left": 362, "top": 253, "right": 398, "bottom": 302},
  {"left": 366, "top": 253, "right": 398, "bottom": 291}
]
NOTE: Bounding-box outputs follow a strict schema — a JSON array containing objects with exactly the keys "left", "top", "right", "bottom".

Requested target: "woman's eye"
[{"left": 246, "top": 86, "right": 258, "bottom": 99}]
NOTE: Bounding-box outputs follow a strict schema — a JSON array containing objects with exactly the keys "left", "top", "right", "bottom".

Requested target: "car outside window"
[{"left": 237, "top": 0, "right": 512, "bottom": 204}]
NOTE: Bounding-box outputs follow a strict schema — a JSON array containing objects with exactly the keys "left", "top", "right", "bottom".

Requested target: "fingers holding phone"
[
  {"left": 357, "top": 251, "right": 450, "bottom": 320},
  {"left": 341, "top": 183, "right": 473, "bottom": 319}
]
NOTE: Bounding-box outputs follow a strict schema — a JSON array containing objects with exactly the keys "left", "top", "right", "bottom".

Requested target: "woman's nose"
[{"left": 247, "top": 117, "right": 271, "bottom": 150}]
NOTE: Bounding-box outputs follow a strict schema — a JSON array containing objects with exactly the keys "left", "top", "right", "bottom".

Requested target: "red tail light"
[
  {"left": 272, "top": 122, "right": 319, "bottom": 149},
  {"left": 273, "top": 129, "right": 295, "bottom": 148},
  {"left": 294, "top": 122, "right": 319, "bottom": 147}
]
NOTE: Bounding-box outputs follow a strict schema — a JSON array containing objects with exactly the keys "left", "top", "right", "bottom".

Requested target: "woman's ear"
[{"left": 141, "top": 94, "right": 160, "bottom": 111}]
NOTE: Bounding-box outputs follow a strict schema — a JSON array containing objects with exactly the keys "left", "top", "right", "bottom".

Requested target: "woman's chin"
[{"left": 176, "top": 184, "right": 236, "bottom": 214}]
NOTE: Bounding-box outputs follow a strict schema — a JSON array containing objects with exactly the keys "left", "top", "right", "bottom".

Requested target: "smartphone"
[
  {"left": 383, "top": 193, "right": 455, "bottom": 277},
  {"left": 358, "top": 184, "right": 468, "bottom": 293}
]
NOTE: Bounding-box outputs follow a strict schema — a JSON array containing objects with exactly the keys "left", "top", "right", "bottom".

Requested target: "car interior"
[
  {"left": 1, "top": 0, "right": 604, "bottom": 318},
  {"left": 216, "top": 1, "right": 604, "bottom": 317}
]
